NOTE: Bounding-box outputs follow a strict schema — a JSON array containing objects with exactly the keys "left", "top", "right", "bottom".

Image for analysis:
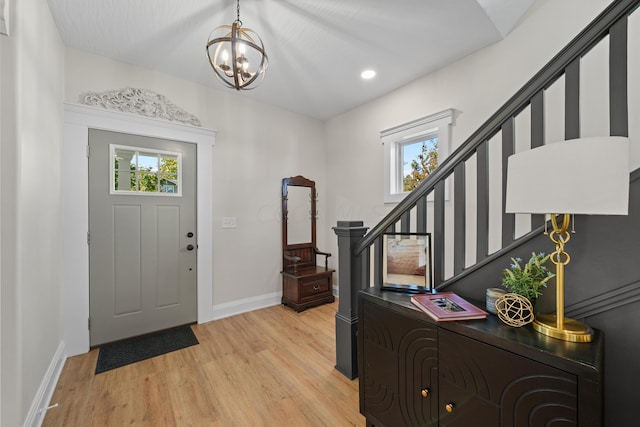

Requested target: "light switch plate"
[{"left": 222, "top": 217, "right": 237, "bottom": 228}]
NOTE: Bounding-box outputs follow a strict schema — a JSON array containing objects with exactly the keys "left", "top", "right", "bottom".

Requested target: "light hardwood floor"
[{"left": 43, "top": 301, "right": 365, "bottom": 426}]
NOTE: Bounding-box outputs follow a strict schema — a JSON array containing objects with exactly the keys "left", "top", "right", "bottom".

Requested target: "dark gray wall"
[{"left": 445, "top": 169, "right": 640, "bottom": 426}]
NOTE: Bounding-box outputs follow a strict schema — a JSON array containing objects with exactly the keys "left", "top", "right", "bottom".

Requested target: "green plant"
[{"left": 501, "top": 252, "right": 555, "bottom": 301}]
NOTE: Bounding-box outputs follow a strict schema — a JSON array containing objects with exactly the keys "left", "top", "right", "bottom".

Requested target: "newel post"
[{"left": 332, "top": 220, "right": 368, "bottom": 379}]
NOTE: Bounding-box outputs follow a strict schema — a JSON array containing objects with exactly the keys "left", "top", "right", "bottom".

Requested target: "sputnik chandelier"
[{"left": 206, "top": 0, "right": 268, "bottom": 90}]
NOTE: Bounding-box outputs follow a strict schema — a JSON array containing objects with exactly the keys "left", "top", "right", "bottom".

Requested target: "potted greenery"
[{"left": 501, "top": 252, "right": 555, "bottom": 301}]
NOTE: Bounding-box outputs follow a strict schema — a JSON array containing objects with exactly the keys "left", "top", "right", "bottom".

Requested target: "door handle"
[{"left": 186, "top": 244, "right": 195, "bottom": 251}]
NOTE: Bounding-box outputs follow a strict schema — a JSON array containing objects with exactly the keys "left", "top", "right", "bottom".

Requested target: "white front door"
[{"left": 88, "top": 129, "right": 197, "bottom": 346}]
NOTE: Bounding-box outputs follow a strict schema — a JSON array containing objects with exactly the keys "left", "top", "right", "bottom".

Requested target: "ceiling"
[{"left": 47, "top": 0, "right": 534, "bottom": 121}]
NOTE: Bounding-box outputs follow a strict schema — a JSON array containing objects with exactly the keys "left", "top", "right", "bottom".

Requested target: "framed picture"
[{"left": 382, "top": 232, "right": 432, "bottom": 293}]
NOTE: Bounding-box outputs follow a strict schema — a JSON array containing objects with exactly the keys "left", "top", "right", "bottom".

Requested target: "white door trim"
[{"left": 62, "top": 102, "right": 216, "bottom": 357}]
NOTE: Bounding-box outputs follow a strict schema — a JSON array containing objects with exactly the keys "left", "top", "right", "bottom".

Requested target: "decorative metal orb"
[
  {"left": 495, "top": 293, "right": 535, "bottom": 327},
  {"left": 206, "top": 20, "right": 268, "bottom": 91}
]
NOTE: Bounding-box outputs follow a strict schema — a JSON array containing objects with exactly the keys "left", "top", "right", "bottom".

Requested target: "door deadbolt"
[{"left": 187, "top": 232, "right": 194, "bottom": 238}]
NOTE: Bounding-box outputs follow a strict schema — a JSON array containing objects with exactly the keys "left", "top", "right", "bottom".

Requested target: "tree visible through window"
[
  {"left": 381, "top": 108, "right": 452, "bottom": 204},
  {"left": 112, "top": 145, "right": 181, "bottom": 195},
  {"left": 402, "top": 137, "right": 438, "bottom": 192}
]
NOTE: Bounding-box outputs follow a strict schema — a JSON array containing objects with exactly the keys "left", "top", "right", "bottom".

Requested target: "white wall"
[
  {"left": 64, "top": 49, "right": 328, "bottom": 310},
  {"left": 0, "top": 0, "right": 65, "bottom": 425},
  {"left": 323, "top": 0, "right": 640, "bottom": 279}
]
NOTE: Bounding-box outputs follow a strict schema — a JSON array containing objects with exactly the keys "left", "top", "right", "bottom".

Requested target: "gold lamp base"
[
  {"left": 533, "top": 314, "right": 593, "bottom": 343},
  {"left": 531, "top": 214, "right": 593, "bottom": 343}
]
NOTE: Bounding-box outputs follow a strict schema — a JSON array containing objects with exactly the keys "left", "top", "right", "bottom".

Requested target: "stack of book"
[{"left": 410, "top": 292, "right": 487, "bottom": 322}]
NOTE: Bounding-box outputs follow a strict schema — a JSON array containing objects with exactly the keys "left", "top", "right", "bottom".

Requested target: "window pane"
[
  {"left": 402, "top": 136, "right": 438, "bottom": 192},
  {"left": 159, "top": 154, "right": 179, "bottom": 174},
  {"left": 114, "top": 171, "right": 136, "bottom": 192},
  {"left": 159, "top": 174, "right": 178, "bottom": 193},
  {"left": 113, "top": 149, "right": 136, "bottom": 191},
  {"left": 138, "top": 152, "right": 159, "bottom": 172},
  {"left": 137, "top": 170, "right": 158, "bottom": 192},
  {"left": 113, "top": 149, "right": 136, "bottom": 171},
  {"left": 111, "top": 145, "right": 182, "bottom": 196},
  {"left": 159, "top": 154, "right": 179, "bottom": 193}
]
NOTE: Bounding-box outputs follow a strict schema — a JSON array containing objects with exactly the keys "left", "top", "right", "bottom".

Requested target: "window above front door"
[{"left": 110, "top": 144, "right": 183, "bottom": 196}]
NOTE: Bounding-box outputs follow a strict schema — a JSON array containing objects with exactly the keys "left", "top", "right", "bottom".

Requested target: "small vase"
[{"left": 486, "top": 288, "right": 506, "bottom": 315}]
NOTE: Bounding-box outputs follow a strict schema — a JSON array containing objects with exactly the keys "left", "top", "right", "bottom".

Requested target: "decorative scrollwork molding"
[{"left": 81, "top": 88, "right": 201, "bottom": 126}]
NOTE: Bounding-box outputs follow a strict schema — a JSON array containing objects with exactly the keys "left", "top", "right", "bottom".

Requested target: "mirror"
[
  {"left": 287, "top": 186, "right": 311, "bottom": 244},
  {"left": 282, "top": 175, "right": 317, "bottom": 249}
]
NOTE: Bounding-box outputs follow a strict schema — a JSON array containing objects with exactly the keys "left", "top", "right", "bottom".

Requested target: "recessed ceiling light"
[{"left": 361, "top": 69, "right": 376, "bottom": 80}]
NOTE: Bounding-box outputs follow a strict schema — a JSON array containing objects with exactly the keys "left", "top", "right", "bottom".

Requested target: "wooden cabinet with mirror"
[{"left": 281, "top": 175, "right": 335, "bottom": 311}]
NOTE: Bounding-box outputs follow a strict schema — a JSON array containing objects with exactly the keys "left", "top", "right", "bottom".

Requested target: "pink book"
[{"left": 411, "top": 292, "right": 487, "bottom": 322}]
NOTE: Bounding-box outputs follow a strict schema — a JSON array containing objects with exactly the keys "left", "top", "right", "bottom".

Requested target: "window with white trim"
[
  {"left": 381, "top": 109, "right": 453, "bottom": 203},
  {"left": 110, "top": 144, "right": 183, "bottom": 196}
]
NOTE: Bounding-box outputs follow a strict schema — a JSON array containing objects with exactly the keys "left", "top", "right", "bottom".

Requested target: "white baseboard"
[
  {"left": 23, "top": 341, "right": 66, "bottom": 427},
  {"left": 210, "top": 291, "right": 281, "bottom": 321}
]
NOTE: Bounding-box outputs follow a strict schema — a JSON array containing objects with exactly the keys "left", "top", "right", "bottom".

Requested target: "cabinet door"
[
  {"left": 438, "top": 329, "right": 578, "bottom": 427},
  {"left": 438, "top": 378, "right": 498, "bottom": 427},
  {"left": 361, "top": 301, "right": 438, "bottom": 426}
]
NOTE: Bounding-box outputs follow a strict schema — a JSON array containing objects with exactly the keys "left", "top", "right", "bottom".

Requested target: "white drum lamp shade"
[{"left": 506, "top": 136, "right": 630, "bottom": 216}]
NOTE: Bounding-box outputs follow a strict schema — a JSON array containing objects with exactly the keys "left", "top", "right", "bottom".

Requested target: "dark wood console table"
[{"left": 358, "top": 288, "right": 603, "bottom": 427}]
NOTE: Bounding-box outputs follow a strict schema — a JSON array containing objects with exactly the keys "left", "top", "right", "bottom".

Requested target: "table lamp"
[{"left": 505, "top": 136, "right": 630, "bottom": 342}]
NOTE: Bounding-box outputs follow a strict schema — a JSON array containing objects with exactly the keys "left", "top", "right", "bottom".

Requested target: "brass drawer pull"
[
  {"left": 445, "top": 402, "right": 455, "bottom": 413},
  {"left": 420, "top": 388, "right": 430, "bottom": 398}
]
